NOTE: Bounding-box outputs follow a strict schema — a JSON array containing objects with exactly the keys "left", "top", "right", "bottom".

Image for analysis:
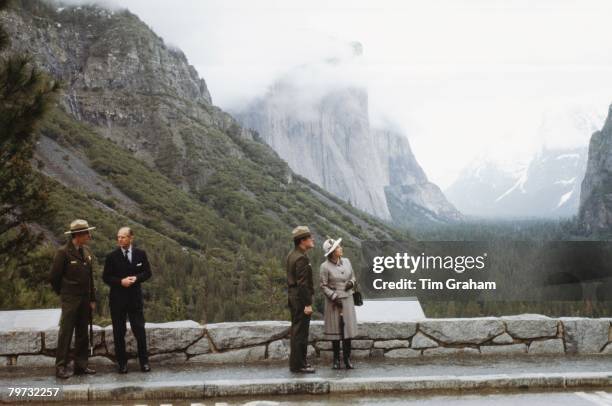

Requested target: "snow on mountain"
[
  {"left": 445, "top": 106, "right": 604, "bottom": 219},
  {"left": 446, "top": 146, "right": 588, "bottom": 218}
]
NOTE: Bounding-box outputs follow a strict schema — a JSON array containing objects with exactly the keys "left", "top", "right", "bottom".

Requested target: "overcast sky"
[{"left": 61, "top": 0, "right": 612, "bottom": 187}]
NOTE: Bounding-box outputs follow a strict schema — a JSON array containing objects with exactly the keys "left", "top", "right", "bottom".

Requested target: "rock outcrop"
[
  {"left": 580, "top": 105, "right": 612, "bottom": 232},
  {"left": 2, "top": 2, "right": 217, "bottom": 182},
  {"left": 240, "top": 85, "right": 391, "bottom": 219}
]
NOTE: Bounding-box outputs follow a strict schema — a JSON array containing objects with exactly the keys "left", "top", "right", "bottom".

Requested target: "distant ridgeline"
[{"left": 0, "top": 1, "right": 408, "bottom": 323}]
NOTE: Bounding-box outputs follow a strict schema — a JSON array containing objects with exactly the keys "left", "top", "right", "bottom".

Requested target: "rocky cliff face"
[
  {"left": 374, "top": 128, "right": 462, "bottom": 225},
  {"left": 580, "top": 105, "right": 612, "bottom": 232},
  {"left": 3, "top": 2, "right": 222, "bottom": 185},
  {"left": 239, "top": 84, "right": 391, "bottom": 219},
  {"left": 237, "top": 64, "right": 461, "bottom": 226}
]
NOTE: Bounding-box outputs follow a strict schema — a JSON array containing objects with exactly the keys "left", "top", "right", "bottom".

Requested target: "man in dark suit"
[{"left": 103, "top": 226, "right": 152, "bottom": 373}]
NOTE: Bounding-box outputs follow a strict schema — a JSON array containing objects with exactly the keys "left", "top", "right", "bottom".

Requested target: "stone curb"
[{"left": 3, "top": 371, "right": 611, "bottom": 403}]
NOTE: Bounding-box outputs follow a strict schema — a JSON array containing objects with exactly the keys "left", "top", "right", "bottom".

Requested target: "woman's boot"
[
  {"left": 342, "top": 339, "right": 354, "bottom": 369},
  {"left": 332, "top": 340, "right": 341, "bottom": 369}
]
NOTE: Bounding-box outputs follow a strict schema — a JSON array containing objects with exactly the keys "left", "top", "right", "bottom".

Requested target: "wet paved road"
[
  {"left": 1, "top": 355, "right": 611, "bottom": 387},
  {"left": 7, "top": 390, "right": 612, "bottom": 405},
  {"left": 2, "top": 356, "right": 612, "bottom": 404}
]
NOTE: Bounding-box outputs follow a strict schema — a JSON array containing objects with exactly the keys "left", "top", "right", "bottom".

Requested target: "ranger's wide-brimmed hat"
[
  {"left": 292, "top": 226, "right": 312, "bottom": 241},
  {"left": 323, "top": 237, "right": 342, "bottom": 257},
  {"left": 64, "top": 219, "right": 96, "bottom": 235}
]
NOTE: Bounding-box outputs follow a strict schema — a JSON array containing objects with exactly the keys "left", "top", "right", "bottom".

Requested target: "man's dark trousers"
[
  {"left": 288, "top": 290, "right": 310, "bottom": 370},
  {"left": 110, "top": 292, "right": 148, "bottom": 366}
]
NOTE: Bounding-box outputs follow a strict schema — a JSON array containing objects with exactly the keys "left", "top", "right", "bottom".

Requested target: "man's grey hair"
[{"left": 118, "top": 226, "right": 134, "bottom": 236}]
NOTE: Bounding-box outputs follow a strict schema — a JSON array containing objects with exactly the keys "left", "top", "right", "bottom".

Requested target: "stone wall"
[{"left": 1, "top": 316, "right": 611, "bottom": 367}]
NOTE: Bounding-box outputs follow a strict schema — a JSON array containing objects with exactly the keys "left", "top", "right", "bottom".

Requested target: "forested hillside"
[{"left": 0, "top": 0, "right": 408, "bottom": 324}]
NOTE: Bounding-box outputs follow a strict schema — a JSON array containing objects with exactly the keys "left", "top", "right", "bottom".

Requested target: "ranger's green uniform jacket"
[
  {"left": 50, "top": 242, "right": 95, "bottom": 299},
  {"left": 286, "top": 248, "right": 314, "bottom": 306}
]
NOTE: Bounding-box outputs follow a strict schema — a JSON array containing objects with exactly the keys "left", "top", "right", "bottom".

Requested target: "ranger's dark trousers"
[
  {"left": 110, "top": 291, "right": 148, "bottom": 366},
  {"left": 55, "top": 294, "right": 90, "bottom": 369},
  {"left": 288, "top": 293, "right": 310, "bottom": 370}
]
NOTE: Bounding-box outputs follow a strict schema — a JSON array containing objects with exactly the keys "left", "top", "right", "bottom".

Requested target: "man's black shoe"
[
  {"left": 74, "top": 367, "right": 96, "bottom": 375},
  {"left": 290, "top": 366, "right": 315, "bottom": 373},
  {"left": 118, "top": 364, "right": 128, "bottom": 374},
  {"left": 140, "top": 363, "right": 151, "bottom": 372},
  {"left": 55, "top": 367, "right": 72, "bottom": 379}
]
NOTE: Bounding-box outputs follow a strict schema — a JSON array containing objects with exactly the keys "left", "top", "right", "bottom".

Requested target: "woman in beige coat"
[{"left": 320, "top": 237, "right": 358, "bottom": 369}]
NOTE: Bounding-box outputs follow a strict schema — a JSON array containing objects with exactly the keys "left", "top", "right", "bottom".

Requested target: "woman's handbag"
[{"left": 352, "top": 281, "right": 363, "bottom": 306}]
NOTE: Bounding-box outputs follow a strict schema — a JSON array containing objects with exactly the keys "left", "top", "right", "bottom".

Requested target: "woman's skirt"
[{"left": 323, "top": 293, "right": 358, "bottom": 339}]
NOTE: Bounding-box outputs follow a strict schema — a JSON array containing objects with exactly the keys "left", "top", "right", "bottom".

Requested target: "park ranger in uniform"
[
  {"left": 49, "top": 219, "right": 97, "bottom": 379},
  {"left": 286, "top": 226, "right": 315, "bottom": 373}
]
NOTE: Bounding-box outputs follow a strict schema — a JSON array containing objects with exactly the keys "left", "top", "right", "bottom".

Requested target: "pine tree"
[{"left": 0, "top": 0, "right": 58, "bottom": 266}]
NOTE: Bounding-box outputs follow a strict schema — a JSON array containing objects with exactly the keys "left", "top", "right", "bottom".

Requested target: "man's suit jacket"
[{"left": 102, "top": 247, "right": 152, "bottom": 305}]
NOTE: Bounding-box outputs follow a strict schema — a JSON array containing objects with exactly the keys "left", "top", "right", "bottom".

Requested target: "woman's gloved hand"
[
  {"left": 333, "top": 296, "right": 343, "bottom": 309},
  {"left": 344, "top": 281, "right": 354, "bottom": 291}
]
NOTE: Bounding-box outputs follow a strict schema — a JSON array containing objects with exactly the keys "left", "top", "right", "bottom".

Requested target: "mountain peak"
[{"left": 6, "top": 0, "right": 212, "bottom": 107}]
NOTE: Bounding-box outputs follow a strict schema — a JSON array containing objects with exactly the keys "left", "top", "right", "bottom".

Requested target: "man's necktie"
[
  {"left": 124, "top": 249, "right": 130, "bottom": 263},
  {"left": 78, "top": 247, "right": 84, "bottom": 260}
]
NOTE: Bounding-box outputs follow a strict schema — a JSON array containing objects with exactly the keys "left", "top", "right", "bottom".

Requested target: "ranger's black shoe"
[
  {"left": 55, "top": 367, "right": 72, "bottom": 379},
  {"left": 291, "top": 366, "right": 316, "bottom": 373},
  {"left": 74, "top": 366, "right": 96, "bottom": 375}
]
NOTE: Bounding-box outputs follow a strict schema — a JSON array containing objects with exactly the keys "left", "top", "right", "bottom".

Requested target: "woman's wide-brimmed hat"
[
  {"left": 64, "top": 219, "right": 96, "bottom": 235},
  {"left": 323, "top": 237, "right": 342, "bottom": 257}
]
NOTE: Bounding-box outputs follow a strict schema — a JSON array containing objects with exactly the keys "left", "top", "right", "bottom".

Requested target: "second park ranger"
[{"left": 286, "top": 226, "right": 316, "bottom": 373}]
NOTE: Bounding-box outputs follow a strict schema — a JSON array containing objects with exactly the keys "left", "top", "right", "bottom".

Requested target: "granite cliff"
[
  {"left": 237, "top": 57, "right": 461, "bottom": 227},
  {"left": 580, "top": 104, "right": 612, "bottom": 233}
]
